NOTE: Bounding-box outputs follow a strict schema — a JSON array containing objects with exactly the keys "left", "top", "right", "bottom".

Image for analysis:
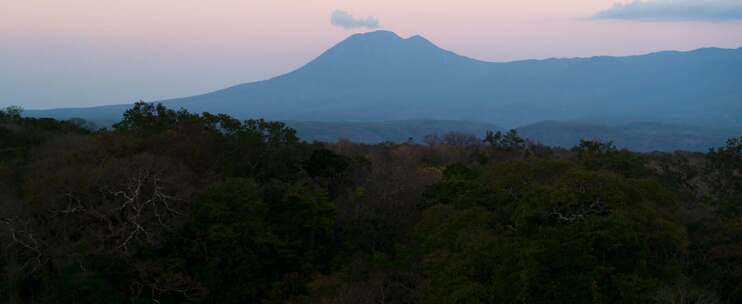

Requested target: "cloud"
[
  {"left": 331, "top": 10, "right": 380, "bottom": 29},
  {"left": 593, "top": 0, "right": 742, "bottom": 21}
]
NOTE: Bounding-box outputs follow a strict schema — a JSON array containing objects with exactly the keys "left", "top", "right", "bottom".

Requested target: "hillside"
[
  {"left": 288, "top": 120, "right": 501, "bottom": 144},
  {"left": 289, "top": 120, "right": 738, "bottom": 152},
  {"left": 26, "top": 30, "right": 742, "bottom": 129},
  {"left": 5, "top": 104, "right": 742, "bottom": 303},
  {"left": 517, "top": 121, "right": 742, "bottom": 152}
]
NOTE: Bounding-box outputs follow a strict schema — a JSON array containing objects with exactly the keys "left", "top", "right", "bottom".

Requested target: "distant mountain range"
[
  {"left": 25, "top": 30, "right": 742, "bottom": 151},
  {"left": 517, "top": 121, "right": 739, "bottom": 152},
  {"left": 286, "top": 120, "right": 737, "bottom": 152},
  {"left": 287, "top": 120, "right": 502, "bottom": 144}
]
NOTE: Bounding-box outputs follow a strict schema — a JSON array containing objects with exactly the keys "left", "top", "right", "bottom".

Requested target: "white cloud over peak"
[{"left": 331, "top": 10, "right": 380, "bottom": 29}]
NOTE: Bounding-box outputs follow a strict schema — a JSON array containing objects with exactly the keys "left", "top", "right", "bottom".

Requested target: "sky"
[{"left": 2, "top": 0, "right": 742, "bottom": 109}]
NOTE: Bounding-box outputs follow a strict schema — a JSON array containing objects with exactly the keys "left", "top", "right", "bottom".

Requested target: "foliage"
[
  {"left": 1, "top": 103, "right": 741, "bottom": 303},
  {"left": 705, "top": 137, "right": 742, "bottom": 215},
  {"left": 484, "top": 129, "right": 526, "bottom": 150},
  {"left": 416, "top": 161, "right": 686, "bottom": 304},
  {"left": 574, "top": 139, "right": 652, "bottom": 178}
]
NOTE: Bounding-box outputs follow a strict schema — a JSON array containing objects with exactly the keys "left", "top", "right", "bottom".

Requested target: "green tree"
[
  {"left": 0, "top": 106, "right": 22, "bottom": 122},
  {"left": 415, "top": 161, "right": 687, "bottom": 304},
  {"left": 574, "top": 139, "right": 650, "bottom": 178},
  {"left": 484, "top": 129, "right": 526, "bottom": 151},
  {"left": 705, "top": 137, "right": 742, "bottom": 215}
]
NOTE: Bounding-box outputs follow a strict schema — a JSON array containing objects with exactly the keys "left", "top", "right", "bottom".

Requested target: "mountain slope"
[
  {"left": 27, "top": 30, "right": 742, "bottom": 128},
  {"left": 286, "top": 119, "right": 737, "bottom": 152},
  {"left": 288, "top": 119, "right": 501, "bottom": 144},
  {"left": 518, "top": 121, "right": 741, "bottom": 152}
]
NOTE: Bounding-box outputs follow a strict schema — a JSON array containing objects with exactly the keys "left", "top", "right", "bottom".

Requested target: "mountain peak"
[
  {"left": 316, "top": 31, "right": 449, "bottom": 60},
  {"left": 348, "top": 30, "right": 403, "bottom": 41},
  {"left": 339, "top": 30, "right": 430, "bottom": 49},
  {"left": 289, "top": 30, "right": 478, "bottom": 80},
  {"left": 337, "top": 31, "right": 441, "bottom": 47}
]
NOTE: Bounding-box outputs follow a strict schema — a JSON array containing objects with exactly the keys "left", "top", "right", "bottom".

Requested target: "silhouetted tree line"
[{"left": 1, "top": 103, "right": 742, "bottom": 303}]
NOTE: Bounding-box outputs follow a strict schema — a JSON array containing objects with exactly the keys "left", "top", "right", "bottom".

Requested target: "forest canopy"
[{"left": 1, "top": 103, "right": 742, "bottom": 303}]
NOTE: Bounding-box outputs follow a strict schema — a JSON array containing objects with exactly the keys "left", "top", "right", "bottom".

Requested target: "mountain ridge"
[
  {"left": 26, "top": 31, "right": 741, "bottom": 110},
  {"left": 278, "top": 119, "right": 741, "bottom": 152},
  {"left": 25, "top": 30, "right": 742, "bottom": 130}
]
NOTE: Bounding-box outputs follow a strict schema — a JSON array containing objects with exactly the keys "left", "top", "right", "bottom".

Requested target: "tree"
[
  {"left": 484, "top": 129, "right": 526, "bottom": 150},
  {"left": 415, "top": 160, "right": 687, "bottom": 304},
  {"left": 3, "top": 102, "right": 742, "bottom": 303},
  {"left": 574, "top": 139, "right": 650, "bottom": 178},
  {"left": 186, "top": 178, "right": 280, "bottom": 302},
  {"left": 112, "top": 101, "right": 186, "bottom": 134},
  {"left": 705, "top": 137, "right": 742, "bottom": 215},
  {"left": 0, "top": 106, "right": 22, "bottom": 122}
]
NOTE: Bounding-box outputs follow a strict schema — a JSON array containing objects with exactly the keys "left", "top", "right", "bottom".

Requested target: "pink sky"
[{"left": 2, "top": 0, "right": 742, "bottom": 108}]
